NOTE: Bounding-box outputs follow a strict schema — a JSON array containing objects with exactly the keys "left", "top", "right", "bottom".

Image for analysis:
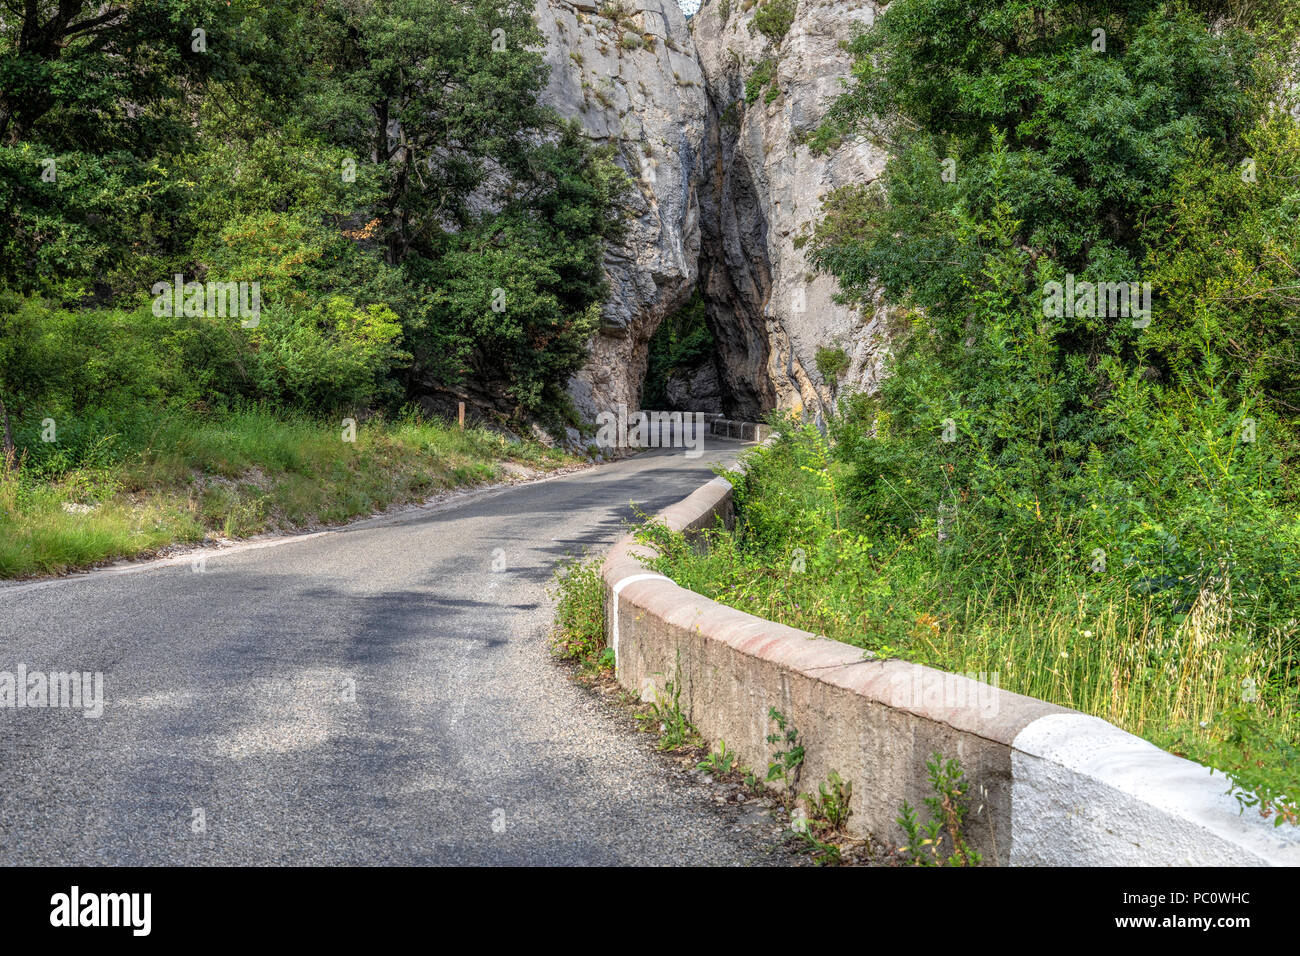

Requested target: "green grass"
[
  {"left": 638, "top": 426, "right": 1300, "bottom": 824},
  {"left": 548, "top": 556, "right": 611, "bottom": 674},
  {"left": 0, "top": 405, "right": 572, "bottom": 579}
]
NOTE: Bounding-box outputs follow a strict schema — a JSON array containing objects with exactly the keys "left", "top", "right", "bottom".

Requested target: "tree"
[
  {"left": 810, "top": 0, "right": 1299, "bottom": 598},
  {"left": 0, "top": 0, "right": 632, "bottom": 424},
  {"left": 0, "top": 0, "right": 240, "bottom": 150},
  {"left": 297, "top": 0, "right": 552, "bottom": 265}
]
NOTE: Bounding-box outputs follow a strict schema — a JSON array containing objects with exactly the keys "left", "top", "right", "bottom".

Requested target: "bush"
[
  {"left": 0, "top": 295, "right": 195, "bottom": 418},
  {"left": 745, "top": 58, "right": 777, "bottom": 104},
  {"left": 814, "top": 346, "right": 850, "bottom": 382},
  {"left": 1142, "top": 115, "right": 1300, "bottom": 425},
  {"left": 0, "top": 292, "right": 408, "bottom": 446},
  {"left": 550, "top": 557, "right": 608, "bottom": 668},
  {"left": 750, "top": 0, "right": 796, "bottom": 43},
  {"left": 246, "top": 297, "right": 408, "bottom": 410}
]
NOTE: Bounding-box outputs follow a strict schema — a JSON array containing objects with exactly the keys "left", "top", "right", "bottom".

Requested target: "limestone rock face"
[
  {"left": 691, "top": 0, "right": 888, "bottom": 418},
  {"left": 535, "top": 0, "right": 709, "bottom": 419},
  {"left": 538, "top": 0, "right": 886, "bottom": 421},
  {"left": 664, "top": 358, "right": 724, "bottom": 412}
]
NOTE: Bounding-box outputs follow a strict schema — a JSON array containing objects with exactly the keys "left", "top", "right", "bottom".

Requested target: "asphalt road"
[{"left": 0, "top": 443, "right": 788, "bottom": 865}]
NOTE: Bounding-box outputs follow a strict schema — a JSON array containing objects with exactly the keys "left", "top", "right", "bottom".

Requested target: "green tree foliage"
[
  {"left": 750, "top": 0, "right": 797, "bottom": 43},
  {"left": 0, "top": 0, "right": 220, "bottom": 149},
  {"left": 0, "top": 0, "right": 630, "bottom": 429},
  {"left": 641, "top": 289, "right": 716, "bottom": 409},
  {"left": 0, "top": 1, "right": 297, "bottom": 289},
  {"left": 296, "top": 0, "right": 552, "bottom": 265},
  {"left": 744, "top": 58, "right": 777, "bottom": 104},
  {"left": 810, "top": 0, "right": 1300, "bottom": 626},
  {"left": 1143, "top": 117, "right": 1300, "bottom": 419},
  {"left": 413, "top": 121, "right": 629, "bottom": 412}
]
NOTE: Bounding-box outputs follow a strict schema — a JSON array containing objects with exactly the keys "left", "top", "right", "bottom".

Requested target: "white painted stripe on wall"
[
  {"left": 610, "top": 573, "right": 669, "bottom": 676},
  {"left": 1010, "top": 713, "right": 1300, "bottom": 866}
]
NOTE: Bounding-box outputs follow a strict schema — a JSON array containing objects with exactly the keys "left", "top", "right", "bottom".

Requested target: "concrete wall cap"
[
  {"left": 609, "top": 569, "right": 1063, "bottom": 746},
  {"left": 1011, "top": 713, "right": 1300, "bottom": 864}
]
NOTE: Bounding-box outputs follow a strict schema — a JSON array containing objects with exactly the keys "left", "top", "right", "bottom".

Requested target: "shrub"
[
  {"left": 0, "top": 289, "right": 408, "bottom": 444},
  {"left": 550, "top": 557, "right": 608, "bottom": 667},
  {"left": 814, "top": 346, "right": 850, "bottom": 382},
  {"left": 750, "top": 0, "right": 796, "bottom": 43},
  {"left": 246, "top": 297, "right": 408, "bottom": 411},
  {"left": 744, "top": 58, "right": 777, "bottom": 104}
]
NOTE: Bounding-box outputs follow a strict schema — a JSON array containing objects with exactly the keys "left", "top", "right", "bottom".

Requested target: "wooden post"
[
  {"left": 458, "top": 402, "right": 465, "bottom": 430},
  {"left": 0, "top": 393, "right": 13, "bottom": 457}
]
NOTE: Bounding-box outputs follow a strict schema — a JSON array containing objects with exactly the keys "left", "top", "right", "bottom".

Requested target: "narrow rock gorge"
[{"left": 539, "top": 0, "right": 889, "bottom": 422}]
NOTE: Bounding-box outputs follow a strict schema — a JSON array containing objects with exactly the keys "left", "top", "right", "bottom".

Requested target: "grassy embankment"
[
  {"left": 633, "top": 425, "right": 1300, "bottom": 825},
  {"left": 0, "top": 407, "right": 572, "bottom": 579}
]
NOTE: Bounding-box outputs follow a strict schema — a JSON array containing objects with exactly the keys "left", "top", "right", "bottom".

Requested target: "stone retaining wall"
[{"left": 601, "top": 474, "right": 1300, "bottom": 866}]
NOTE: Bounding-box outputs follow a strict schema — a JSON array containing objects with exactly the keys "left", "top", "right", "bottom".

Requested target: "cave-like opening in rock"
[
  {"left": 634, "top": 99, "right": 785, "bottom": 421},
  {"left": 639, "top": 286, "right": 724, "bottom": 413}
]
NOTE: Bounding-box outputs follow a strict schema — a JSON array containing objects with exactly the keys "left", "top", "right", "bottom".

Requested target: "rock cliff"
[
  {"left": 535, "top": 0, "right": 708, "bottom": 419},
  {"left": 539, "top": 0, "right": 886, "bottom": 421},
  {"left": 691, "top": 0, "right": 887, "bottom": 418}
]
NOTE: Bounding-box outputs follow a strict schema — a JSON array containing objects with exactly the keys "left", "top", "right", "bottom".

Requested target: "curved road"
[{"left": 0, "top": 444, "right": 787, "bottom": 865}]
